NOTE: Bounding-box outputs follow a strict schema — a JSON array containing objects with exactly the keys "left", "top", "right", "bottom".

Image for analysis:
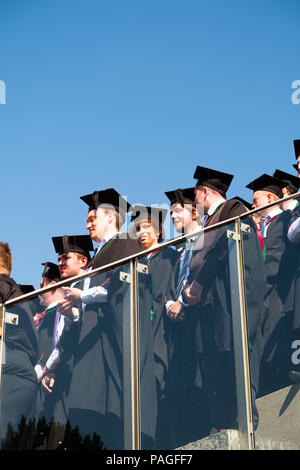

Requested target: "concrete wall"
[{"left": 256, "top": 384, "right": 300, "bottom": 448}]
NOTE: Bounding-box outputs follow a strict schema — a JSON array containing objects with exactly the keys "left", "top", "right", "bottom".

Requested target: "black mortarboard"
[
  {"left": 130, "top": 205, "right": 168, "bottom": 226},
  {"left": 294, "top": 140, "right": 300, "bottom": 159},
  {"left": 233, "top": 196, "right": 252, "bottom": 211},
  {"left": 52, "top": 235, "right": 93, "bottom": 261},
  {"left": 41, "top": 262, "right": 61, "bottom": 280},
  {"left": 18, "top": 284, "right": 35, "bottom": 295},
  {"left": 273, "top": 169, "right": 300, "bottom": 194},
  {"left": 246, "top": 174, "right": 286, "bottom": 199},
  {"left": 80, "top": 188, "right": 131, "bottom": 217},
  {"left": 18, "top": 284, "right": 43, "bottom": 314},
  {"left": 193, "top": 166, "right": 234, "bottom": 197},
  {"left": 165, "top": 187, "right": 195, "bottom": 206}
]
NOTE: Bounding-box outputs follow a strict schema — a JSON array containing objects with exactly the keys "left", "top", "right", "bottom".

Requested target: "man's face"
[
  {"left": 170, "top": 203, "right": 193, "bottom": 234},
  {"left": 58, "top": 252, "right": 87, "bottom": 279},
  {"left": 39, "top": 278, "right": 56, "bottom": 307},
  {"left": 194, "top": 186, "right": 209, "bottom": 214},
  {"left": 252, "top": 190, "right": 271, "bottom": 216},
  {"left": 86, "top": 208, "right": 110, "bottom": 242}
]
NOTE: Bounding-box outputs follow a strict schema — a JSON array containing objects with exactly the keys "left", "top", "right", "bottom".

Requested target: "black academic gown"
[
  {"left": 291, "top": 204, "right": 300, "bottom": 330},
  {"left": 185, "top": 199, "right": 266, "bottom": 430},
  {"left": 286, "top": 204, "right": 300, "bottom": 377},
  {"left": 282, "top": 202, "right": 300, "bottom": 326},
  {"left": 163, "top": 238, "right": 210, "bottom": 447},
  {"left": 258, "top": 209, "right": 296, "bottom": 394},
  {"left": 166, "top": 240, "right": 202, "bottom": 394},
  {"left": 52, "top": 235, "right": 157, "bottom": 449},
  {"left": 0, "top": 275, "right": 38, "bottom": 443},
  {"left": 140, "top": 246, "right": 179, "bottom": 398},
  {"left": 35, "top": 304, "right": 60, "bottom": 421},
  {"left": 36, "top": 306, "right": 58, "bottom": 368},
  {"left": 137, "top": 245, "right": 179, "bottom": 449},
  {"left": 265, "top": 203, "right": 300, "bottom": 384}
]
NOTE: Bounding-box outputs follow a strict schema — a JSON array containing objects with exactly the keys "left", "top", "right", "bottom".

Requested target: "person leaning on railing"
[
  {"left": 129, "top": 204, "right": 179, "bottom": 449},
  {"left": 285, "top": 195, "right": 300, "bottom": 383},
  {"left": 0, "top": 241, "right": 39, "bottom": 444},
  {"left": 164, "top": 187, "right": 210, "bottom": 446},
  {"left": 39, "top": 189, "right": 157, "bottom": 449},
  {"left": 245, "top": 173, "right": 296, "bottom": 396},
  {"left": 181, "top": 166, "right": 267, "bottom": 433}
]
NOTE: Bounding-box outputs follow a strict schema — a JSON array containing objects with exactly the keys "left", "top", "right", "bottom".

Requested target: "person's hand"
[
  {"left": 184, "top": 281, "right": 203, "bottom": 305},
  {"left": 62, "top": 287, "right": 82, "bottom": 305},
  {"left": 56, "top": 297, "right": 76, "bottom": 318},
  {"left": 41, "top": 372, "right": 55, "bottom": 394},
  {"left": 57, "top": 287, "right": 82, "bottom": 317},
  {"left": 167, "top": 300, "right": 185, "bottom": 321}
]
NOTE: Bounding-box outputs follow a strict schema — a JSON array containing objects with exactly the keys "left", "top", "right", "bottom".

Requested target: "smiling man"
[
  {"left": 36, "top": 237, "right": 93, "bottom": 429},
  {"left": 53, "top": 235, "right": 93, "bottom": 280},
  {"left": 41, "top": 189, "right": 157, "bottom": 449},
  {"left": 163, "top": 187, "right": 210, "bottom": 445}
]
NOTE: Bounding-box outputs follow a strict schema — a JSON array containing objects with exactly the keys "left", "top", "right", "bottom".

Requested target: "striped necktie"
[
  {"left": 260, "top": 216, "right": 271, "bottom": 237},
  {"left": 176, "top": 239, "right": 194, "bottom": 297},
  {"left": 34, "top": 308, "right": 47, "bottom": 328}
]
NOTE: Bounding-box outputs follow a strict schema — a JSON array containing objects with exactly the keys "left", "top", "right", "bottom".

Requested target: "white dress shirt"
[
  {"left": 81, "top": 232, "right": 119, "bottom": 306},
  {"left": 42, "top": 233, "right": 119, "bottom": 375},
  {"left": 260, "top": 207, "right": 283, "bottom": 238},
  {"left": 34, "top": 300, "right": 62, "bottom": 381},
  {"left": 288, "top": 216, "right": 300, "bottom": 243},
  {"left": 206, "top": 198, "right": 226, "bottom": 218}
]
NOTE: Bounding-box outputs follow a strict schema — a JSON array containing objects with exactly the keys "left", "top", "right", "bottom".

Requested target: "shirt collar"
[
  {"left": 287, "top": 199, "right": 298, "bottom": 211},
  {"left": 97, "top": 231, "right": 119, "bottom": 251},
  {"left": 47, "top": 300, "right": 59, "bottom": 310},
  {"left": 266, "top": 207, "right": 282, "bottom": 220},
  {"left": 207, "top": 198, "right": 226, "bottom": 216}
]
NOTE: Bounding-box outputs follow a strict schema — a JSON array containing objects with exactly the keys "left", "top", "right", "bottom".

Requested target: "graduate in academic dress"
[
  {"left": 246, "top": 173, "right": 295, "bottom": 395},
  {"left": 285, "top": 209, "right": 300, "bottom": 382},
  {"left": 273, "top": 169, "right": 300, "bottom": 335},
  {"left": 129, "top": 204, "right": 179, "bottom": 448},
  {"left": 273, "top": 169, "right": 300, "bottom": 212},
  {"left": 42, "top": 189, "right": 156, "bottom": 449},
  {"left": 39, "top": 236, "right": 93, "bottom": 423},
  {"left": 277, "top": 168, "right": 300, "bottom": 382},
  {"left": 164, "top": 188, "right": 203, "bottom": 390},
  {"left": 164, "top": 187, "right": 210, "bottom": 445},
  {"left": 0, "top": 242, "right": 39, "bottom": 445},
  {"left": 183, "top": 166, "right": 267, "bottom": 432},
  {"left": 18, "top": 284, "right": 43, "bottom": 317},
  {"left": 35, "top": 263, "right": 62, "bottom": 362},
  {"left": 294, "top": 139, "right": 300, "bottom": 175},
  {"left": 35, "top": 262, "right": 65, "bottom": 422},
  {"left": 37, "top": 237, "right": 93, "bottom": 426}
]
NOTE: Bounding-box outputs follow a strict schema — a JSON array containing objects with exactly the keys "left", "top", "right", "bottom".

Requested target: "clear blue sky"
[{"left": 1, "top": 0, "right": 300, "bottom": 287}]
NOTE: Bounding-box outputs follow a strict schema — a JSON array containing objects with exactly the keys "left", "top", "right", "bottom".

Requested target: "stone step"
[{"left": 177, "top": 429, "right": 300, "bottom": 450}]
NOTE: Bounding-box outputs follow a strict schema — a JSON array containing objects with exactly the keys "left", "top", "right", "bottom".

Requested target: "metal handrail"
[{"left": 2, "top": 191, "right": 299, "bottom": 308}]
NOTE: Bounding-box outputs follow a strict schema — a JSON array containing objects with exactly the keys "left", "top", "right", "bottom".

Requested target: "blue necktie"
[
  {"left": 260, "top": 216, "right": 270, "bottom": 237},
  {"left": 176, "top": 239, "right": 194, "bottom": 297}
]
